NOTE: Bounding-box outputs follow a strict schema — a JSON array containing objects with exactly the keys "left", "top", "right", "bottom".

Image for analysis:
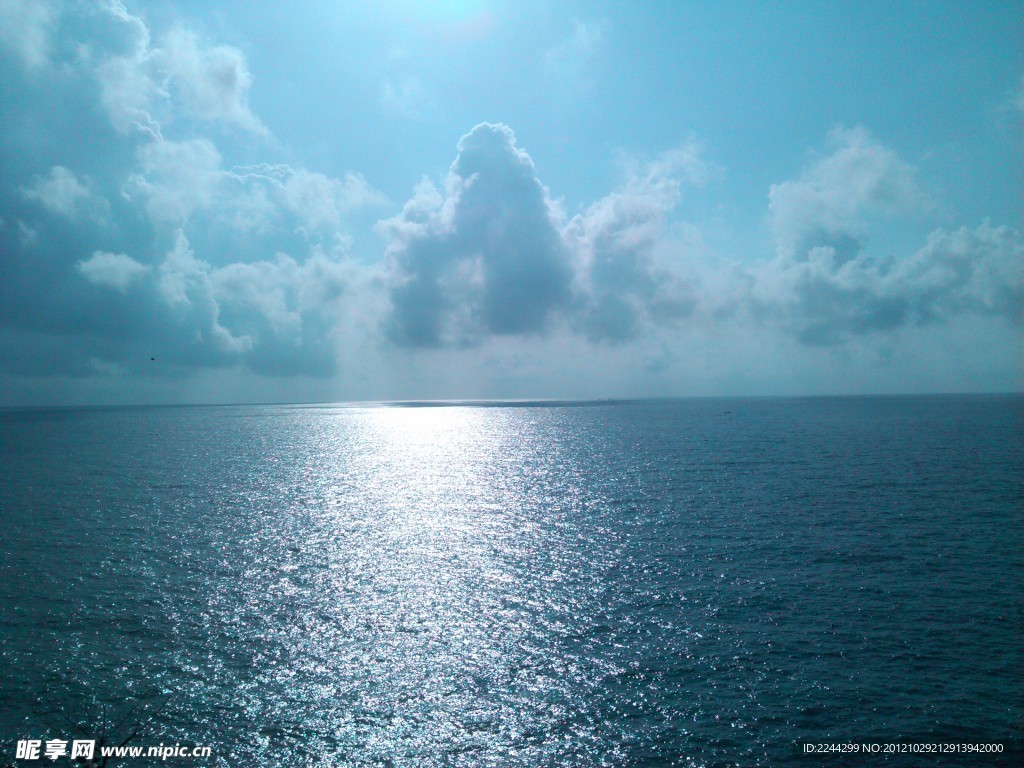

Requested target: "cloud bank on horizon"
[{"left": 0, "top": 0, "right": 1021, "bottom": 404}]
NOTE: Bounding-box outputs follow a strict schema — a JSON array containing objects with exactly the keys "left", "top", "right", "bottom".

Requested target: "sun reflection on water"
[
  {"left": 3, "top": 399, "right": 1019, "bottom": 767},
  {"left": 214, "top": 405, "right": 609, "bottom": 765}
]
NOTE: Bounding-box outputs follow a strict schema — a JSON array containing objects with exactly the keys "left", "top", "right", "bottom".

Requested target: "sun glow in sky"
[{"left": 0, "top": 0, "right": 1021, "bottom": 405}]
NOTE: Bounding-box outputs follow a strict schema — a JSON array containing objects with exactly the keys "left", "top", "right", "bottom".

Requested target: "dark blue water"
[{"left": 1, "top": 396, "right": 1021, "bottom": 766}]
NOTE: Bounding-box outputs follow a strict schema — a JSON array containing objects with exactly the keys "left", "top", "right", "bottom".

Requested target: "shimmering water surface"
[{"left": 1, "top": 396, "right": 1021, "bottom": 766}]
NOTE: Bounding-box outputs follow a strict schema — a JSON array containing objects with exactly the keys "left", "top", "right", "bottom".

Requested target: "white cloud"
[
  {"left": 226, "top": 164, "right": 387, "bottom": 237},
  {"left": 897, "top": 221, "right": 1023, "bottom": 321},
  {"left": 565, "top": 144, "right": 707, "bottom": 341},
  {"left": 96, "top": 54, "right": 164, "bottom": 138},
  {"left": 0, "top": 0, "right": 55, "bottom": 69},
  {"left": 158, "top": 231, "right": 252, "bottom": 354},
  {"left": 0, "top": 0, "right": 1018, "bottom": 400},
  {"left": 78, "top": 251, "right": 150, "bottom": 291},
  {"left": 86, "top": 6, "right": 265, "bottom": 138},
  {"left": 126, "top": 143, "right": 387, "bottom": 238},
  {"left": 212, "top": 256, "right": 304, "bottom": 340},
  {"left": 282, "top": 169, "right": 387, "bottom": 230},
  {"left": 743, "top": 130, "right": 1022, "bottom": 345},
  {"left": 23, "top": 166, "right": 93, "bottom": 217},
  {"left": 211, "top": 247, "right": 355, "bottom": 339},
  {"left": 750, "top": 220, "right": 1023, "bottom": 346},
  {"left": 768, "top": 125, "right": 926, "bottom": 259},
  {"left": 91, "top": 3, "right": 165, "bottom": 138},
  {"left": 128, "top": 138, "right": 223, "bottom": 224},
  {"left": 380, "top": 129, "right": 715, "bottom": 348},
  {"left": 155, "top": 26, "right": 266, "bottom": 134},
  {"left": 154, "top": 231, "right": 365, "bottom": 375},
  {"left": 375, "top": 124, "right": 1012, "bottom": 356}
]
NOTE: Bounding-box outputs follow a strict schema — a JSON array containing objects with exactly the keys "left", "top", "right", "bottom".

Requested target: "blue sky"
[{"left": 1, "top": 0, "right": 1021, "bottom": 405}]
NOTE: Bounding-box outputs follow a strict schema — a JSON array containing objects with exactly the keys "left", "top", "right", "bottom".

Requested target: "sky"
[{"left": 0, "top": 0, "right": 1021, "bottom": 405}]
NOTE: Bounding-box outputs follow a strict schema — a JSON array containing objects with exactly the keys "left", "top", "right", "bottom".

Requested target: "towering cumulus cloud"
[
  {"left": 382, "top": 123, "right": 572, "bottom": 347},
  {"left": 381, "top": 125, "right": 708, "bottom": 348}
]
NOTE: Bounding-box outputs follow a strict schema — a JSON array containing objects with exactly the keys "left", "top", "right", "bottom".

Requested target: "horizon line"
[{"left": 1, "top": 391, "right": 1021, "bottom": 412}]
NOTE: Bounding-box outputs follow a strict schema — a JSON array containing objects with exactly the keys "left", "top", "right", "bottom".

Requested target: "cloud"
[
  {"left": 768, "top": 125, "right": 926, "bottom": 260},
  {"left": 90, "top": 2, "right": 162, "bottom": 138},
  {"left": 381, "top": 126, "right": 713, "bottom": 349},
  {"left": 751, "top": 221, "right": 1024, "bottom": 346},
  {"left": 79, "top": 4, "right": 264, "bottom": 138},
  {"left": 78, "top": 250, "right": 149, "bottom": 291},
  {"left": 0, "top": 0, "right": 55, "bottom": 69},
  {"left": 752, "top": 130, "right": 1022, "bottom": 346},
  {"left": 381, "top": 123, "right": 1019, "bottom": 360},
  {"left": 382, "top": 123, "right": 573, "bottom": 347},
  {"left": 155, "top": 26, "right": 266, "bottom": 134},
  {"left": 898, "top": 222, "right": 1023, "bottom": 322},
  {"left": 0, "top": 2, "right": 385, "bottom": 381},
  {"left": 565, "top": 143, "right": 708, "bottom": 341},
  {"left": 0, "top": 0, "right": 1018, "bottom": 399},
  {"left": 125, "top": 143, "right": 385, "bottom": 237},
  {"left": 142, "top": 229, "right": 368, "bottom": 376},
  {"left": 157, "top": 230, "right": 252, "bottom": 354},
  {"left": 209, "top": 245, "right": 363, "bottom": 376},
  {"left": 128, "top": 138, "right": 223, "bottom": 224},
  {"left": 23, "top": 166, "right": 93, "bottom": 217},
  {"left": 275, "top": 167, "right": 386, "bottom": 231},
  {"left": 149, "top": 230, "right": 367, "bottom": 376}
]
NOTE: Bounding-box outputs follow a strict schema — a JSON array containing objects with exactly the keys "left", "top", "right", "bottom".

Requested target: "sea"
[{"left": 0, "top": 395, "right": 1021, "bottom": 767}]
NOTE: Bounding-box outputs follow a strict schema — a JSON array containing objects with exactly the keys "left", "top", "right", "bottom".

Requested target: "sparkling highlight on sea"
[{"left": 1, "top": 396, "right": 1021, "bottom": 766}]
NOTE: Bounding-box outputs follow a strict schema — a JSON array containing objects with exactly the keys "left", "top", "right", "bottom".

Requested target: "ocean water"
[{"left": 0, "top": 395, "right": 1021, "bottom": 767}]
